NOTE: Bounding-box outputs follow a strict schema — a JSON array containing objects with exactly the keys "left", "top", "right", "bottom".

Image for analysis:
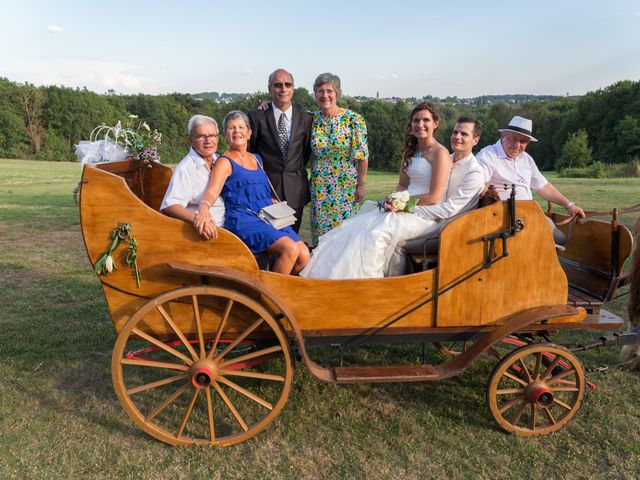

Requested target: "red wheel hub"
[
  {"left": 190, "top": 360, "right": 216, "bottom": 389},
  {"left": 529, "top": 385, "right": 554, "bottom": 407}
]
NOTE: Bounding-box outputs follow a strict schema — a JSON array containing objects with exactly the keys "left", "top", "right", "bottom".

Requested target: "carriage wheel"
[
  {"left": 111, "top": 286, "right": 293, "bottom": 446},
  {"left": 487, "top": 343, "right": 585, "bottom": 436}
]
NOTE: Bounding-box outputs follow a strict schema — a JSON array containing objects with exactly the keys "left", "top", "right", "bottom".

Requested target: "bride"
[{"left": 301, "top": 102, "right": 451, "bottom": 279}]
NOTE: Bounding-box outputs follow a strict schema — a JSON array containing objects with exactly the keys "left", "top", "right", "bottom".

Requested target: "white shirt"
[
  {"left": 413, "top": 153, "right": 485, "bottom": 221},
  {"left": 161, "top": 148, "right": 225, "bottom": 225},
  {"left": 476, "top": 139, "right": 548, "bottom": 201},
  {"left": 272, "top": 103, "right": 293, "bottom": 139}
]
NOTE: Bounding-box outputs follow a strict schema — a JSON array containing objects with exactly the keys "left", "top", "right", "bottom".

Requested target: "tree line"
[{"left": 1, "top": 76, "right": 639, "bottom": 173}]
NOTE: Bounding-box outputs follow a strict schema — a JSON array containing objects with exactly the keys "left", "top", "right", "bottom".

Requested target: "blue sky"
[{"left": 2, "top": 0, "right": 639, "bottom": 98}]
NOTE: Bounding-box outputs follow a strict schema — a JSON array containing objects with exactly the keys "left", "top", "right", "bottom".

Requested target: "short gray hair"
[
  {"left": 313, "top": 72, "right": 342, "bottom": 99},
  {"left": 188, "top": 115, "right": 218, "bottom": 135},
  {"left": 222, "top": 110, "right": 251, "bottom": 131}
]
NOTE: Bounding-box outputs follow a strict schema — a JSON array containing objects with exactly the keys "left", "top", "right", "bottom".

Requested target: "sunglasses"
[{"left": 272, "top": 82, "right": 293, "bottom": 88}]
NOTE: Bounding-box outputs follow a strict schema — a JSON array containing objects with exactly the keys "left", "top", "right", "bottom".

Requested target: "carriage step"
[{"left": 333, "top": 364, "right": 440, "bottom": 383}]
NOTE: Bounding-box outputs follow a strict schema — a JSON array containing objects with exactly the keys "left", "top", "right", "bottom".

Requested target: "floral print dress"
[{"left": 310, "top": 108, "right": 368, "bottom": 245}]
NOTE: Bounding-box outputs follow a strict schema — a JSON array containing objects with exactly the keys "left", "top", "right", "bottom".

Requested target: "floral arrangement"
[
  {"left": 75, "top": 114, "right": 162, "bottom": 164},
  {"left": 378, "top": 190, "right": 419, "bottom": 213},
  {"left": 94, "top": 223, "right": 142, "bottom": 288}
]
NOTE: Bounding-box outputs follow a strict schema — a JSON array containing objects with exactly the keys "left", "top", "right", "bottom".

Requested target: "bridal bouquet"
[
  {"left": 379, "top": 190, "right": 419, "bottom": 213},
  {"left": 75, "top": 115, "right": 162, "bottom": 165}
]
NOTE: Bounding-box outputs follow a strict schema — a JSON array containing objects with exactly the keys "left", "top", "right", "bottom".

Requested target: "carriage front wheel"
[
  {"left": 111, "top": 286, "right": 293, "bottom": 446},
  {"left": 487, "top": 343, "right": 585, "bottom": 436}
]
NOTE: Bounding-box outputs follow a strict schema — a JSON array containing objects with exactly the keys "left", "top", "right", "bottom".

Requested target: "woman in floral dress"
[{"left": 310, "top": 73, "right": 369, "bottom": 246}]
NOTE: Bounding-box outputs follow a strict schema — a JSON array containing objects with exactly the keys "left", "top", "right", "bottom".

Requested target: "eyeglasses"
[
  {"left": 272, "top": 82, "right": 293, "bottom": 88},
  {"left": 193, "top": 134, "right": 219, "bottom": 141}
]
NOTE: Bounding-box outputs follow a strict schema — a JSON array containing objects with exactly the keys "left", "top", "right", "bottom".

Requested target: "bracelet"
[
  {"left": 199, "top": 199, "right": 212, "bottom": 208},
  {"left": 565, "top": 202, "right": 576, "bottom": 209}
]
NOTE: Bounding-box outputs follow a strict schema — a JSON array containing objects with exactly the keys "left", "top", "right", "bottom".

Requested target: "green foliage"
[
  {"left": 614, "top": 115, "right": 640, "bottom": 160},
  {"left": 557, "top": 129, "right": 592, "bottom": 171},
  {"left": 1, "top": 78, "right": 640, "bottom": 175}
]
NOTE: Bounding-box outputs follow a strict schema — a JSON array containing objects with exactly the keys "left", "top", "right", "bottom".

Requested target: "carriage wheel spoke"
[
  {"left": 553, "top": 398, "right": 573, "bottom": 411},
  {"left": 218, "top": 345, "right": 282, "bottom": 368},
  {"left": 518, "top": 358, "right": 533, "bottom": 382},
  {"left": 132, "top": 328, "right": 194, "bottom": 365},
  {"left": 533, "top": 352, "right": 543, "bottom": 379},
  {"left": 216, "top": 375, "right": 273, "bottom": 410},
  {"left": 207, "top": 299, "right": 234, "bottom": 360},
  {"left": 192, "top": 295, "right": 206, "bottom": 359},
  {"left": 548, "top": 368, "right": 577, "bottom": 384},
  {"left": 550, "top": 386, "right": 580, "bottom": 392},
  {"left": 176, "top": 388, "right": 200, "bottom": 438},
  {"left": 496, "top": 387, "right": 525, "bottom": 395},
  {"left": 499, "top": 395, "right": 526, "bottom": 414},
  {"left": 146, "top": 382, "right": 190, "bottom": 421},
  {"left": 540, "top": 355, "right": 562, "bottom": 380},
  {"left": 502, "top": 370, "right": 529, "bottom": 387},
  {"left": 205, "top": 387, "right": 215, "bottom": 441},
  {"left": 529, "top": 403, "right": 537, "bottom": 430},
  {"left": 212, "top": 380, "right": 249, "bottom": 432},
  {"left": 219, "top": 369, "right": 285, "bottom": 382},
  {"left": 543, "top": 406, "right": 557, "bottom": 424},
  {"left": 510, "top": 398, "right": 528, "bottom": 425},
  {"left": 121, "top": 358, "right": 190, "bottom": 372},
  {"left": 127, "top": 373, "right": 190, "bottom": 395},
  {"left": 214, "top": 318, "right": 265, "bottom": 361},
  {"left": 156, "top": 305, "right": 199, "bottom": 362}
]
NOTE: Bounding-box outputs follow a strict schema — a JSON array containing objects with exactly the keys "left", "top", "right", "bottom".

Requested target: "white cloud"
[
  {"left": 46, "top": 24, "right": 64, "bottom": 33},
  {"left": 2, "top": 57, "right": 157, "bottom": 94},
  {"left": 373, "top": 74, "right": 385, "bottom": 80},
  {"left": 240, "top": 69, "right": 254, "bottom": 76},
  {"left": 391, "top": 73, "right": 399, "bottom": 79}
]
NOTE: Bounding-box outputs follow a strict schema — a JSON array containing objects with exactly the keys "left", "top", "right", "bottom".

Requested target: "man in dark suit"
[{"left": 249, "top": 68, "right": 312, "bottom": 233}]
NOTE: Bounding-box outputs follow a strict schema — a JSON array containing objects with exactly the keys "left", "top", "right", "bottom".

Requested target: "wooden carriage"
[{"left": 79, "top": 159, "right": 636, "bottom": 446}]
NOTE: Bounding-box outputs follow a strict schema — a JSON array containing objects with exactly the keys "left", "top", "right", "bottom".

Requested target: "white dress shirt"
[
  {"left": 272, "top": 103, "right": 293, "bottom": 139},
  {"left": 161, "top": 147, "right": 225, "bottom": 225},
  {"left": 413, "top": 153, "right": 485, "bottom": 221},
  {"left": 477, "top": 139, "right": 548, "bottom": 201}
]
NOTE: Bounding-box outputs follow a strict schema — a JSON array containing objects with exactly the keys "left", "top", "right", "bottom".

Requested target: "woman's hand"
[
  {"left": 258, "top": 100, "right": 269, "bottom": 111},
  {"left": 193, "top": 205, "right": 217, "bottom": 239},
  {"left": 355, "top": 183, "right": 366, "bottom": 203},
  {"left": 382, "top": 201, "right": 398, "bottom": 213}
]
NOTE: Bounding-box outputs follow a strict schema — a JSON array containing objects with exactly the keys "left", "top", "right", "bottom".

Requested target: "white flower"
[
  {"left": 105, "top": 255, "right": 115, "bottom": 273},
  {"left": 391, "top": 198, "right": 406, "bottom": 210},
  {"left": 129, "top": 114, "right": 138, "bottom": 119},
  {"left": 400, "top": 191, "right": 410, "bottom": 202},
  {"left": 142, "top": 122, "right": 150, "bottom": 131}
]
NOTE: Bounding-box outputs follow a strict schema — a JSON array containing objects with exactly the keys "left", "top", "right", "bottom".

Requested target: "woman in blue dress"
[{"left": 195, "top": 110, "right": 310, "bottom": 275}]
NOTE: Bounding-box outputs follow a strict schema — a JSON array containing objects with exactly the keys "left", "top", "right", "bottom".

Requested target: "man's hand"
[{"left": 567, "top": 203, "right": 586, "bottom": 218}]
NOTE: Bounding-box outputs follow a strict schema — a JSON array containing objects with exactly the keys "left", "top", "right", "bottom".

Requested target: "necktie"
[{"left": 277, "top": 113, "right": 289, "bottom": 159}]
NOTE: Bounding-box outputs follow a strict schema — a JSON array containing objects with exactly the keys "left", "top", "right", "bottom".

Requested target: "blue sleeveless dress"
[{"left": 220, "top": 154, "right": 300, "bottom": 254}]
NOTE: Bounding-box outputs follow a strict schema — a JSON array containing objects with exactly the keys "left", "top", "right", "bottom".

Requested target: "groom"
[
  {"left": 386, "top": 117, "right": 485, "bottom": 275},
  {"left": 248, "top": 68, "right": 313, "bottom": 233}
]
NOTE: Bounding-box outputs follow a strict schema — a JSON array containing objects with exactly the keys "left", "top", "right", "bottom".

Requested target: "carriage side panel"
[
  {"left": 436, "top": 201, "right": 569, "bottom": 326},
  {"left": 80, "top": 165, "right": 259, "bottom": 333}
]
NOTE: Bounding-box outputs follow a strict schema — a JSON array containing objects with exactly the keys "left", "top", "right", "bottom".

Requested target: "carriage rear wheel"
[
  {"left": 487, "top": 343, "right": 585, "bottom": 436},
  {"left": 111, "top": 286, "right": 293, "bottom": 446}
]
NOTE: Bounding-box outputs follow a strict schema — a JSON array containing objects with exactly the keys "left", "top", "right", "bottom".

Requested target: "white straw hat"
[{"left": 498, "top": 116, "right": 538, "bottom": 142}]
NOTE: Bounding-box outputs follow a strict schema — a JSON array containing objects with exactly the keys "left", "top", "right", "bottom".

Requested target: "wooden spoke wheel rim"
[
  {"left": 487, "top": 343, "right": 585, "bottom": 436},
  {"left": 111, "top": 286, "right": 293, "bottom": 446}
]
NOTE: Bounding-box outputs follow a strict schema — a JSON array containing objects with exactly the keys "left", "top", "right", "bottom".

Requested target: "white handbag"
[
  {"left": 259, "top": 201, "right": 297, "bottom": 229},
  {"left": 258, "top": 172, "right": 297, "bottom": 229}
]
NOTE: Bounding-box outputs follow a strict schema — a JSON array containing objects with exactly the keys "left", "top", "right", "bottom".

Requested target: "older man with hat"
[{"left": 477, "top": 116, "right": 585, "bottom": 218}]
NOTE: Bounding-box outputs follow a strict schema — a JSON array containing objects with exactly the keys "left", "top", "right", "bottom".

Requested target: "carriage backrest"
[
  {"left": 96, "top": 160, "right": 173, "bottom": 211},
  {"left": 551, "top": 212, "right": 634, "bottom": 301}
]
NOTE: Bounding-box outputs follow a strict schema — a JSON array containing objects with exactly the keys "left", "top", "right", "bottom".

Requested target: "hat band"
[{"left": 506, "top": 125, "right": 533, "bottom": 137}]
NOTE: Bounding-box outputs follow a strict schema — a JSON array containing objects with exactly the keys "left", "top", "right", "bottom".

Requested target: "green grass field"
[{"left": 0, "top": 159, "right": 639, "bottom": 479}]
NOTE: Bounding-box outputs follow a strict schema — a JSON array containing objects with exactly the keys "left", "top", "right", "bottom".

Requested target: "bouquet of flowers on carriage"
[{"left": 75, "top": 115, "right": 162, "bottom": 165}]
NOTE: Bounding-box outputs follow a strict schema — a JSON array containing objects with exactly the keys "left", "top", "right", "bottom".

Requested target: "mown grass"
[{"left": 0, "top": 159, "right": 639, "bottom": 479}]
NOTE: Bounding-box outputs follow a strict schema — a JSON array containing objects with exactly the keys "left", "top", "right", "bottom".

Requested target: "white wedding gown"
[{"left": 300, "top": 156, "right": 440, "bottom": 279}]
